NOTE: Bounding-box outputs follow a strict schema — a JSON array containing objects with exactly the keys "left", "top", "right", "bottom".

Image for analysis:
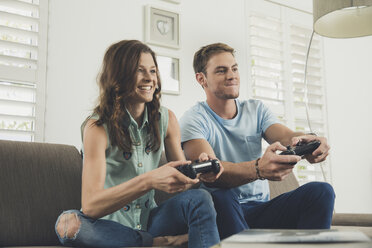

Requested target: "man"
[{"left": 179, "top": 43, "right": 335, "bottom": 240}]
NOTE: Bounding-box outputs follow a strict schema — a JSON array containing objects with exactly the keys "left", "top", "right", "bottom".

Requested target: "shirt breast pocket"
[{"left": 245, "top": 133, "right": 262, "bottom": 159}]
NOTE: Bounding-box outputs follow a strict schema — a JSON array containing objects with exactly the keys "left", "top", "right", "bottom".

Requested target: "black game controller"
[
  {"left": 177, "top": 159, "right": 221, "bottom": 179},
  {"left": 280, "top": 140, "right": 321, "bottom": 156}
]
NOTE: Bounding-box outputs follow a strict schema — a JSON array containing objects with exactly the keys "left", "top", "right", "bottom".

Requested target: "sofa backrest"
[
  {"left": 0, "top": 140, "right": 82, "bottom": 246},
  {"left": 0, "top": 140, "right": 299, "bottom": 246}
]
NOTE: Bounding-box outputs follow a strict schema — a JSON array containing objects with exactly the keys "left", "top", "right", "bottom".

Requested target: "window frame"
[{"left": 0, "top": 0, "right": 48, "bottom": 142}]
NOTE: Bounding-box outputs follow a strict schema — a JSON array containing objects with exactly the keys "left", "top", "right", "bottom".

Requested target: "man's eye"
[
  {"left": 217, "top": 70, "right": 225, "bottom": 74},
  {"left": 232, "top": 67, "right": 238, "bottom": 72}
]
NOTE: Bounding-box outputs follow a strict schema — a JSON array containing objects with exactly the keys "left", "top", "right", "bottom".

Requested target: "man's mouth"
[{"left": 225, "top": 83, "right": 238, "bottom": 87}]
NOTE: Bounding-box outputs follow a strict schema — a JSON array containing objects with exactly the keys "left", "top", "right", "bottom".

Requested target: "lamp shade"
[{"left": 313, "top": 0, "right": 372, "bottom": 38}]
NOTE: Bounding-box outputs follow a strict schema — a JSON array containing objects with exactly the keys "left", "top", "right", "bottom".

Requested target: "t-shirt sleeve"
[
  {"left": 179, "top": 108, "right": 209, "bottom": 144},
  {"left": 258, "top": 101, "right": 280, "bottom": 134}
]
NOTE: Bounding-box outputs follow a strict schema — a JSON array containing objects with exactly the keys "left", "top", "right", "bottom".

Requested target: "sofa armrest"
[{"left": 332, "top": 213, "right": 372, "bottom": 227}]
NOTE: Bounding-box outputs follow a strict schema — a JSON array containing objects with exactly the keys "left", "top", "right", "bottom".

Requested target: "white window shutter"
[
  {"left": 289, "top": 24, "right": 331, "bottom": 184},
  {"left": 249, "top": 9, "right": 331, "bottom": 185},
  {"left": 249, "top": 14, "right": 286, "bottom": 124},
  {"left": 0, "top": 0, "right": 47, "bottom": 142}
]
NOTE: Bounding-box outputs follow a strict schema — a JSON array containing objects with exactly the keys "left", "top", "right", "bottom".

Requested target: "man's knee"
[
  {"left": 56, "top": 212, "right": 81, "bottom": 239},
  {"left": 303, "top": 182, "right": 335, "bottom": 210},
  {"left": 308, "top": 182, "right": 335, "bottom": 199}
]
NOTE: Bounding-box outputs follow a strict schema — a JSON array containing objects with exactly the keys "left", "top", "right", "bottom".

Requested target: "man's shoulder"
[
  {"left": 181, "top": 101, "right": 208, "bottom": 119},
  {"left": 237, "top": 98, "right": 266, "bottom": 114},
  {"left": 239, "top": 98, "right": 263, "bottom": 108}
]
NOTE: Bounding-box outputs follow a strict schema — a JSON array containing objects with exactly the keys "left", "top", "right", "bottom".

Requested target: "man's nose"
[{"left": 226, "top": 69, "right": 237, "bottom": 79}]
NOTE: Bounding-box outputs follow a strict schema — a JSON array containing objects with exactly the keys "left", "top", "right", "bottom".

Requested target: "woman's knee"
[
  {"left": 211, "top": 189, "right": 237, "bottom": 204},
  {"left": 184, "top": 189, "right": 214, "bottom": 208},
  {"left": 55, "top": 211, "right": 81, "bottom": 240}
]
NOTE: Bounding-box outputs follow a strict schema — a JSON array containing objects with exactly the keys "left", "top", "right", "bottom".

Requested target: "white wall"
[
  {"left": 324, "top": 36, "right": 372, "bottom": 214},
  {"left": 44, "top": 0, "right": 372, "bottom": 213},
  {"left": 45, "top": 0, "right": 144, "bottom": 147},
  {"left": 45, "top": 0, "right": 248, "bottom": 147}
]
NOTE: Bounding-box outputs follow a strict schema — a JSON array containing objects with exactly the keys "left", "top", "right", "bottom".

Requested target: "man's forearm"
[
  {"left": 204, "top": 160, "right": 258, "bottom": 188},
  {"left": 264, "top": 123, "right": 306, "bottom": 146}
]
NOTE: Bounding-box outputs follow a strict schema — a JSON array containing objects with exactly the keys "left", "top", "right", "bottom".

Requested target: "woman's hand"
[
  {"left": 149, "top": 160, "right": 199, "bottom": 193},
  {"left": 197, "top": 152, "right": 224, "bottom": 183},
  {"left": 153, "top": 233, "right": 188, "bottom": 246}
]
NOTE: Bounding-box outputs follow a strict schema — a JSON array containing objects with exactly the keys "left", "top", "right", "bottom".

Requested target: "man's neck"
[{"left": 206, "top": 97, "right": 237, "bottom": 119}]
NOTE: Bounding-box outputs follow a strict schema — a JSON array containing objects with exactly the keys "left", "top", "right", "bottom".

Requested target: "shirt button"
[
  {"left": 136, "top": 224, "right": 141, "bottom": 229},
  {"left": 136, "top": 204, "right": 140, "bottom": 209},
  {"left": 138, "top": 163, "right": 143, "bottom": 167}
]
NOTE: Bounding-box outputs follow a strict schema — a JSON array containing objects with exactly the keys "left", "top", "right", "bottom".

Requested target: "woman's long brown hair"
[{"left": 93, "top": 40, "right": 162, "bottom": 153}]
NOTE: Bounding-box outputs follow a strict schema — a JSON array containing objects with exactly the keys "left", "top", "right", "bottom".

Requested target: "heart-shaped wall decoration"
[{"left": 157, "top": 20, "right": 170, "bottom": 35}]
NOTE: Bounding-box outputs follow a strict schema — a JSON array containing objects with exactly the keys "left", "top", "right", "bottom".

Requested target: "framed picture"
[
  {"left": 145, "top": 5, "right": 180, "bottom": 49},
  {"left": 157, "top": 54, "right": 180, "bottom": 95}
]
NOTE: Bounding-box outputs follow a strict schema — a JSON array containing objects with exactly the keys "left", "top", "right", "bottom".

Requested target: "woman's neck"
[{"left": 126, "top": 103, "right": 145, "bottom": 126}]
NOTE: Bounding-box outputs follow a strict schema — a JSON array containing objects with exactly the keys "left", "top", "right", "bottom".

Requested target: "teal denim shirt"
[{"left": 81, "top": 106, "right": 169, "bottom": 231}]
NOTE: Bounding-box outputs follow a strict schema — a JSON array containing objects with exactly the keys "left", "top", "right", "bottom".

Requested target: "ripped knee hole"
[{"left": 56, "top": 213, "right": 81, "bottom": 239}]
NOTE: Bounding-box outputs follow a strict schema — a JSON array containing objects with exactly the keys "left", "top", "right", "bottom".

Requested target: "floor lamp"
[{"left": 303, "top": 0, "right": 372, "bottom": 135}]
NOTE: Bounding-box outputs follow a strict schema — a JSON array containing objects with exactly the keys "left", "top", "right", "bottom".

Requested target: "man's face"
[{"left": 200, "top": 52, "right": 240, "bottom": 100}]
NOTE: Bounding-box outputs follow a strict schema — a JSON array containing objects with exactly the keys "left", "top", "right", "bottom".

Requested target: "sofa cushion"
[{"left": 0, "top": 140, "right": 82, "bottom": 246}]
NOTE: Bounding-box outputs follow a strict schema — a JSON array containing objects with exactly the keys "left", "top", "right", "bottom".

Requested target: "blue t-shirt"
[{"left": 179, "top": 99, "right": 279, "bottom": 203}]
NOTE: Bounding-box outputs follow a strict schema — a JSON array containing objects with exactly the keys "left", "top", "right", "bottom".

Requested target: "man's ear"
[{"left": 196, "top": 72, "right": 207, "bottom": 88}]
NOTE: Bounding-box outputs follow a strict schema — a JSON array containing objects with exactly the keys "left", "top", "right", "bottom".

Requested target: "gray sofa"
[{"left": 1, "top": 140, "right": 371, "bottom": 247}]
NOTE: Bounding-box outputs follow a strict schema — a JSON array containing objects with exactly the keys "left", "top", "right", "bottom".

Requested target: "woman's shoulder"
[
  {"left": 159, "top": 105, "right": 169, "bottom": 116},
  {"left": 81, "top": 113, "right": 108, "bottom": 146}
]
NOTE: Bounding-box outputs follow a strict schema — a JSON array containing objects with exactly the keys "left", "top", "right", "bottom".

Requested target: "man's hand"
[
  {"left": 197, "top": 152, "right": 224, "bottom": 183},
  {"left": 149, "top": 161, "right": 199, "bottom": 193},
  {"left": 290, "top": 134, "right": 330, "bottom": 163},
  {"left": 258, "top": 142, "right": 301, "bottom": 181},
  {"left": 153, "top": 233, "right": 188, "bottom": 247}
]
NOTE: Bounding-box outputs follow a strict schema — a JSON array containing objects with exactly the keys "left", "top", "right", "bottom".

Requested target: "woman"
[{"left": 54, "top": 40, "right": 222, "bottom": 247}]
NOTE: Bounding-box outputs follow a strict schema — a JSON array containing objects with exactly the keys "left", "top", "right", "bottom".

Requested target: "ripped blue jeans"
[{"left": 55, "top": 189, "right": 219, "bottom": 248}]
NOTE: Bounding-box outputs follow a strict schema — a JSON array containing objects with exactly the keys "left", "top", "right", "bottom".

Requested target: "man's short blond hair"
[{"left": 193, "top": 43, "right": 235, "bottom": 74}]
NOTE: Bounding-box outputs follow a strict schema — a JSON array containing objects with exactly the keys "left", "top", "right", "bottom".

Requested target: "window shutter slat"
[
  {"left": 0, "top": 64, "right": 36, "bottom": 81},
  {"left": 0, "top": 11, "right": 39, "bottom": 27}
]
